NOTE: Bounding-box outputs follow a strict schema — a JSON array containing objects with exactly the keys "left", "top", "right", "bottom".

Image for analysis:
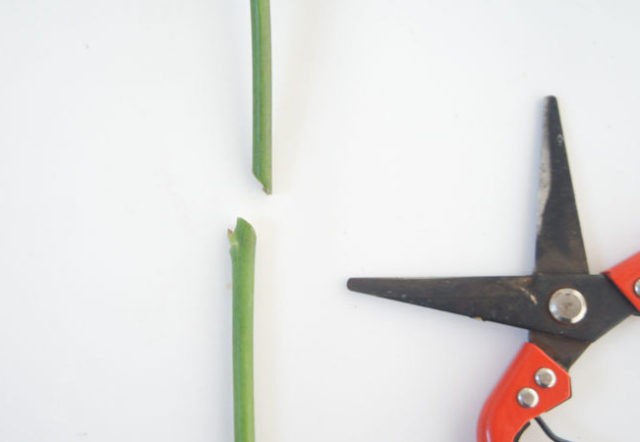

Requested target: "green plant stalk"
[
  {"left": 228, "top": 218, "right": 257, "bottom": 442},
  {"left": 250, "top": 0, "right": 272, "bottom": 194}
]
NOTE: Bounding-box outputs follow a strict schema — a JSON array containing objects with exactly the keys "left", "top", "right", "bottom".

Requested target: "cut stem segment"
[
  {"left": 228, "top": 218, "right": 257, "bottom": 442},
  {"left": 250, "top": 0, "right": 272, "bottom": 194}
]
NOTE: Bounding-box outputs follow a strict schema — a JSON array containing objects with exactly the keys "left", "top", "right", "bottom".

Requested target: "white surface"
[{"left": 1, "top": 1, "right": 639, "bottom": 441}]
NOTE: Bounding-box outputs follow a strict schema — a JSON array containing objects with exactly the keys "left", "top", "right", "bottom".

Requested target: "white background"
[{"left": 1, "top": 1, "right": 639, "bottom": 441}]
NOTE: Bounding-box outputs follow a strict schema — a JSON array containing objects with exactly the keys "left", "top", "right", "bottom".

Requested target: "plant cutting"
[
  {"left": 228, "top": 218, "right": 257, "bottom": 442},
  {"left": 250, "top": 0, "right": 272, "bottom": 194}
]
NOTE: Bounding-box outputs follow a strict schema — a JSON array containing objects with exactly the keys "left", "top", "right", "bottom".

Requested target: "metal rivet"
[
  {"left": 548, "top": 288, "right": 587, "bottom": 324},
  {"left": 634, "top": 279, "right": 640, "bottom": 297},
  {"left": 535, "top": 368, "right": 557, "bottom": 388},
  {"left": 517, "top": 387, "right": 539, "bottom": 409}
]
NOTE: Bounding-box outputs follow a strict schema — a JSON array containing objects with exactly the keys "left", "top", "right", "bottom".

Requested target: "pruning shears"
[{"left": 347, "top": 97, "right": 640, "bottom": 442}]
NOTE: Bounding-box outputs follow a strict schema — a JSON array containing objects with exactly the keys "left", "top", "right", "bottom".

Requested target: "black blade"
[
  {"left": 535, "top": 96, "right": 588, "bottom": 274},
  {"left": 348, "top": 274, "right": 634, "bottom": 341},
  {"left": 348, "top": 276, "right": 541, "bottom": 329}
]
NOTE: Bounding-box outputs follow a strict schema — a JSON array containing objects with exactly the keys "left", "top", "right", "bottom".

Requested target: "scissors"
[{"left": 347, "top": 97, "right": 640, "bottom": 442}]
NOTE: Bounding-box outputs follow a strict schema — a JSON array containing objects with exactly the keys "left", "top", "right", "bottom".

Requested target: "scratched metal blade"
[
  {"left": 348, "top": 276, "right": 544, "bottom": 330},
  {"left": 535, "top": 96, "right": 588, "bottom": 274},
  {"left": 349, "top": 273, "right": 633, "bottom": 340}
]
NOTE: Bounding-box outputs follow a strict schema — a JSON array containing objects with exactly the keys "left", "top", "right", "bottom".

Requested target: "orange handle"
[
  {"left": 604, "top": 252, "right": 640, "bottom": 312},
  {"left": 477, "top": 343, "right": 571, "bottom": 442}
]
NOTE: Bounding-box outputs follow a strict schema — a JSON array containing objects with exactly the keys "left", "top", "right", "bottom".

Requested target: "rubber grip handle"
[
  {"left": 477, "top": 343, "right": 571, "bottom": 442},
  {"left": 604, "top": 252, "right": 640, "bottom": 312}
]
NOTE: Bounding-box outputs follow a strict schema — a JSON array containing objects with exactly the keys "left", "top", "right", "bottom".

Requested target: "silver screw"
[
  {"left": 634, "top": 279, "right": 640, "bottom": 297},
  {"left": 517, "top": 387, "right": 539, "bottom": 408},
  {"left": 535, "top": 368, "right": 557, "bottom": 388},
  {"left": 548, "top": 288, "right": 587, "bottom": 324}
]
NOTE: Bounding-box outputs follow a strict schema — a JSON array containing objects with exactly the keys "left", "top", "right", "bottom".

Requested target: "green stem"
[
  {"left": 228, "top": 218, "right": 257, "bottom": 442},
  {"left": 250, "top": 0, "right": 272, "bottom": 194}
]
